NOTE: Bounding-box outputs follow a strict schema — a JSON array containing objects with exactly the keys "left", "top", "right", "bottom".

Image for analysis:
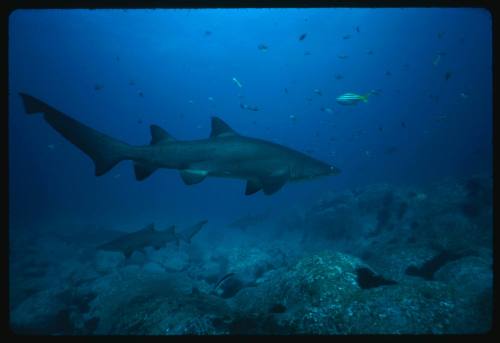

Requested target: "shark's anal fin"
[
  {"left": 180, "top": 169, "right": 208, "bottom": 185},
  {"left": 245, "top": 179, "right": 262, "bottom": 195},
  {"left": 261, "top": 171, "right": 289, "bottom": 195},
  {"left": 134, "top": 163, "right": 158, "bottom": 181}
]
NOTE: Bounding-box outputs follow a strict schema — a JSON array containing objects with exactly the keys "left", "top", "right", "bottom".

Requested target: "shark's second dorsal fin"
[
  {"left": 210, "top": 117, "right": 238, "bottom": 138},
  {"left": 141, "top": 223, "right": 155, "bottom": 232},
  {"left": 150, "top": 125, "right": 175, "bottom": 145}
]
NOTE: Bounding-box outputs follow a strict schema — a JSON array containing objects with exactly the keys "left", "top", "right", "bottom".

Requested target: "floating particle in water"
[
  {"left": 342, "top": 34, "right": 351, "bottom": 40},
  {"left": 444, "top": 71, "right": 452, "bottom": 81},
  {"left": 298, "top": 33, "right": 307, "bottom": 41},
  {"left": 94, "top": 84, "right": 103, "bottom": 91},
  {"left": 138, "top": 90, "right": 144, "bottom": 97}
]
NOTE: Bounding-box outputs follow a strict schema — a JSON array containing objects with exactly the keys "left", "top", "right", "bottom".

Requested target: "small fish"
[
  {"left": 284, "top": 88, "right": 288, "bottom": 94},
  {"left": 196, "top": 124, "right": 203, "bottom": 129},
  {"left": 313, "top": 89, "right": 322, "bottom": 96},
  {"left": 444, "top": 71, "right": 452, "bottom": 81},
  {"left": 205, "top": 30, "right": 212, "bottom": 36},
  {"left": 437, "top": 31, "right": 445, "bottom": 39},
  {"left": 321, "top": 107, "right": 334, "bottom": 114},
  {"left": 355, "top": 26, "right": 360, "bottom": 33},
  {"left": 334, "top": 74, "right": 344, "bottom": 80},
  {"left": 378, "top": 126, "right": 384, "bottom": 132},
  {"left": 257, "top": 43, "right": 268, "bottom": 52},
  {"left": 337, "top": 54, "right": 349, "bottom": 59},
  {"left": 305, "top": 96, "right": 312, "bottom": 102},
  {"left": 213, "top": 273, "right": 236, "bottom": 292},
  {"left": 47, "top": 144, "right": 55, "bottom": 150},
  {"left": 138, "top": 91, "right": 144, "bottom": 97},
  {"left": 232, "top": 77, "right": 243, "bottom": 88},
  {"left": 304, "top": 51, "right": 311, "bottom": 56},
  {"left": 128, "top": 80, "right": 135, "bottom": 86},
  {"left": 94, "top": 84, "right": 103, "bottom": 91},
  {"left": 116, "top": 56, "right": 120, "bottom": 62},
  {"left": 289, "top": 114, "right": 297, "bottom": 121},
  {"left": 433, "top": 52, "right": 446, "bottom": 67},
  {"left": 336, "top": 92, "right": 372, "bottom": 105},
  {"left": 342, "top": 34, "right": 351, "bottom": 40},
  {"left": 366, "top": 49, "right": 374, "bottom": 55},
  {"left": 299, "top": 33, "right": 307, "bottom": 41},
  {"left": 208, "top": 96, "right": 214, "bottom": 101},
  {"left": 114, "top": 174, "right": 121, "bottom": 179},
  {"left": 460, "top": 92, "right": 469, "bottom": 99},
  {"left": 401, "top": 121, "right": 406, "bottom": 128},
  {"left": 188, "top": 100, "right": 194, "bottom": 104},
  {"left": 137, "top": 119, "right": 143, "bottom": 124},
  {"left": 402, "top": 63, "right": 410, "bottom": 70},
  {"left": 385, "top": 71, "right": 392, "bottom": 76}
]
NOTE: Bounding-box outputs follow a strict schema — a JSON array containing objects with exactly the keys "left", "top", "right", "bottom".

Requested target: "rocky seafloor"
[{"left": 9, "top": 172, "right": 493, "bottom": 334}]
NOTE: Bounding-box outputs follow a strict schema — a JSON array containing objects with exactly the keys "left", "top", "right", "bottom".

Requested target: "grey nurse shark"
[
  {"left": 19, "top": 93, "right": 341, "bottom": 195},
  {"left": 97, "top": 220, "right": 208, "bottom": 258}
]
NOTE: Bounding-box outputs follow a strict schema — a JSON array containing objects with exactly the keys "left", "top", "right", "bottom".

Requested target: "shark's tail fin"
[
  {"left": 19, "top": 93, "right": 133, "bottom": 176},
  {"left": 177, "top": 220, "right": 208, "bottom": 244}
]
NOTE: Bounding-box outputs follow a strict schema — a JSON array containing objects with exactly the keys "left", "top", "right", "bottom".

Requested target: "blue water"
[{"left": 8, "top": 8, "right": 493, "bottom": 335}]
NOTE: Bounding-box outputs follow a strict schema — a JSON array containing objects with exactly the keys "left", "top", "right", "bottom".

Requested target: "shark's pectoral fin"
[
  {"left": 261, "top": 172, "right": 289, "bottom": 195},
  {"left": 134, "top": 163, "right": 158, "bottom": 181},
  {"left": 245, "top": 179, "right": 262, "bottom": 195},
  {"left": 180, "top": 169, "right": 208, "bottom": 185}
]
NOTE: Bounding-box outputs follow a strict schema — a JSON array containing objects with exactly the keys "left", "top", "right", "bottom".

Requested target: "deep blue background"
[{"left": 9, "top": 8, "right": 492, "bottom": 231}]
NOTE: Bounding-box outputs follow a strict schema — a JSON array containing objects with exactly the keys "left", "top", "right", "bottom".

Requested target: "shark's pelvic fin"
[
  {"left": 210, "top": 117, "right": 239, "bottom": 138},
  {"left": 19, "top": 92, "right": 132, "bottom": 176},
  {"left": 245, "top": 179, "right": 262, "bottom": 195},
  {"left": 150, "top": 125, "right": 175, "bottom": 145},
  {"left": 180, "top": 169, "right": 208, "bottom": 185},
  {"left": 134, "top": 162, "right": 158, "bottom": 181}
]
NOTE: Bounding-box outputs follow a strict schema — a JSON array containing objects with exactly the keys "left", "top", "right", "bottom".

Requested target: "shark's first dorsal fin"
[
  {"left": 150, "top": 125, "right": 175, "bottom": 145},
  {"left": 210, "top": 117, "right": 238, "bottom": 138}
]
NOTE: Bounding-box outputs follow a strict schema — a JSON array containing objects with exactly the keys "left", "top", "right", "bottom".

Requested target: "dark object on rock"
[
  {"left": 405, "top": 250, "right": 465, "bottom": 280},
  {"left": 356, "top": 267, "right": 397, "bottom": 289},
  {"left": 269, "top": 303, "right": 287, "bottom": 314}
]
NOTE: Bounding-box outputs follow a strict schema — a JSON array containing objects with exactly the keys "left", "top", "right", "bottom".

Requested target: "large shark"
[
  {"left": 97, "top": 220, "right": 208, "bottom": 258},
  {"left": 19, "top": 93, "right": 341, "bottom": 195}
]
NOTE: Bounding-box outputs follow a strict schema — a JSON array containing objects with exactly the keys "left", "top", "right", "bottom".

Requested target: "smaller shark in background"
[
  {"left": 97, "top": 220, "right": 208, "bottom": 258},
  {"left": 228, "top": 210, "right": 271, "bottom": 231}
]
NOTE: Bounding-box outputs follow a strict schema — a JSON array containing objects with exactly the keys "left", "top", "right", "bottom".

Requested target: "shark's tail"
[
  {"left": 177, "top": 220, "right": 208, "bottom": 244},
  {"left": 19, "top": 93, "right": 133, "bottom": 176}
]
